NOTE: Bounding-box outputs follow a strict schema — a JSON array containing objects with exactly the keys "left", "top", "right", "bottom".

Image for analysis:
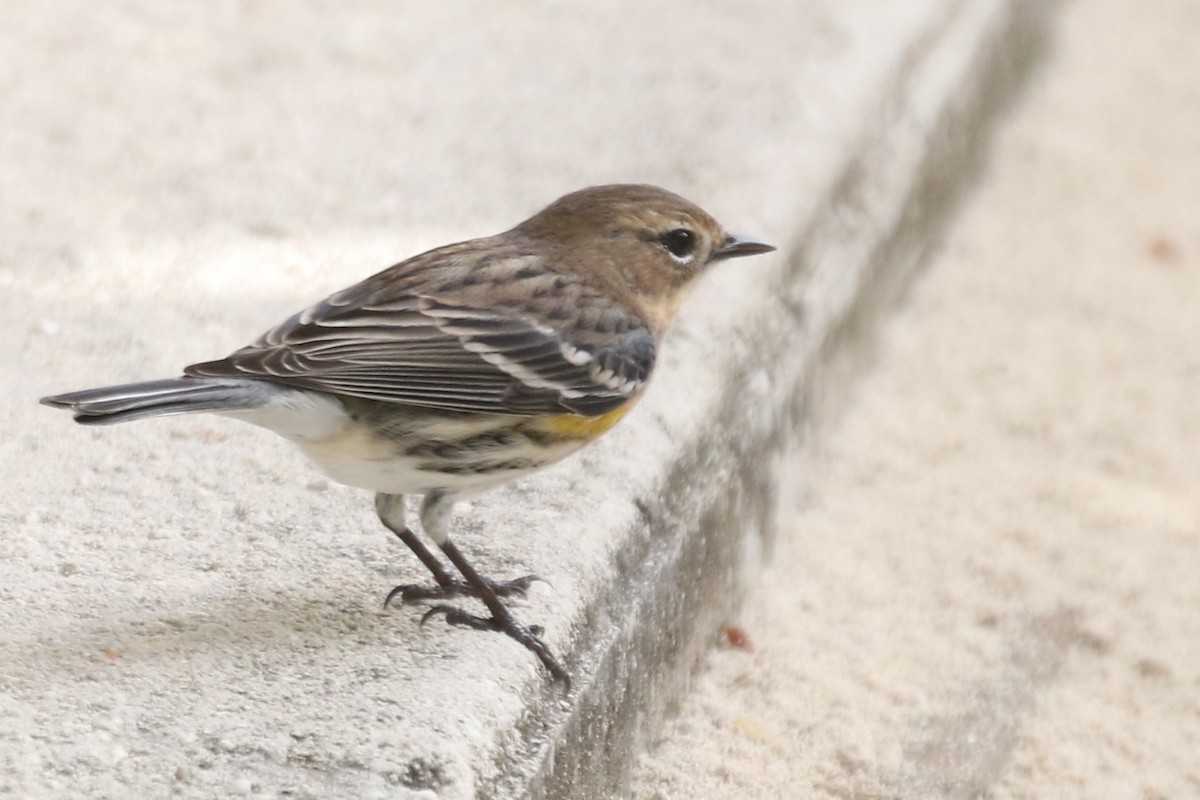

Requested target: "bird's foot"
[
  {"left": 384, "top": 574, "right": 546, "bottom": 607},
  {"left": 421, "top": 604, "right": 569, "bottom": 688}
]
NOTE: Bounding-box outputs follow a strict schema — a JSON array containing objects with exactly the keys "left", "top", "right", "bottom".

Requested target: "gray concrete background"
[
  {"left": 632, "top": 0, "right": 1200, "bottom": 796},
  {"left": 1, "top": 1, "right": 1060, "bottom": 798}
]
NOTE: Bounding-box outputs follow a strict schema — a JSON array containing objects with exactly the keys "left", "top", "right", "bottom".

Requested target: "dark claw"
[
  {"left": 418, "top": 605, "right": 570, "bottom": 689},
  {"left": 384, "top": 574, "right": 547, "bottom": 608},
  {"left": 420, "top": 604, "right": 498, "bottom": 631}
]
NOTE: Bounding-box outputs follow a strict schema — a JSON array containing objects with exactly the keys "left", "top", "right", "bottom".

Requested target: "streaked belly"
[{"left": 298, "top": 406, "right": 624, "bottom": 494}]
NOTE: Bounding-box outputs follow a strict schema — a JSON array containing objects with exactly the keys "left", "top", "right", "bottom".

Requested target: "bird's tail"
[{"left": 41, "top": 377, "right": 270, "bottom": 425}]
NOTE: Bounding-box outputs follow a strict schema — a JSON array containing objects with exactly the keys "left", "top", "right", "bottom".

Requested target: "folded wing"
[{"left": 185, "top": 254, "right": 655, "bottom": 417}]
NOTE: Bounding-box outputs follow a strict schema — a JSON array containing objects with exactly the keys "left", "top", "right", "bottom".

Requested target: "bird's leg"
[
  {"left": 375, "top": 493, "right": 461, "bottom": 602},
  {"left": 375, "top": 492, "right": 543, "bottom": 605},
  {"left": 414, "top": 491, "right": 570, "bottom": 686},
  {"left": 423, "top": 539, "right": 570, "bottom": 686}
]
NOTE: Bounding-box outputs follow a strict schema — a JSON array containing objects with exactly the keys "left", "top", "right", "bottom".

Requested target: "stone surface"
[
  {"left": 0, "top": 1, "right": 1046, "bottom": 797},
  {"left": 631, "top": 0, "right": 1200, "bottom": 797}
]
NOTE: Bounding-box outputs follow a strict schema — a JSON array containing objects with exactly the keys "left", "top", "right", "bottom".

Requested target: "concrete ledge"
[
  {"left": 523, "top": 4, "right": 1053, "bottom": 799},
  {"left": 2, "top": 1, "right": 1051, "bottom": 798}
]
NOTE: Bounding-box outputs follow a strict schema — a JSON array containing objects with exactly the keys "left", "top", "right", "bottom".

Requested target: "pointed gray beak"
[{"left": 712, "top": 232, "right": 776, "bottom": 260}]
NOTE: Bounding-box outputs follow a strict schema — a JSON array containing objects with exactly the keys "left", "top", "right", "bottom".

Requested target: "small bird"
[{"left": 41, "top": 184, "right": 775, "bottom": 684}]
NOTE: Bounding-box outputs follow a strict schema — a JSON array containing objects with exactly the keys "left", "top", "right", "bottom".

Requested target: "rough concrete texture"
[
  {"left": 1, "top": 1, "right": 1047, "bottom": 798},
  {"left": 631, "top": 0, "right": 1200, "bottom": 797}
]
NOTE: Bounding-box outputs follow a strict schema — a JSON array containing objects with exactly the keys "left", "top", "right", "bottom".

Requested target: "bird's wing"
[{"left": 184, "top": 251, "right": 655, "bottom": 416}]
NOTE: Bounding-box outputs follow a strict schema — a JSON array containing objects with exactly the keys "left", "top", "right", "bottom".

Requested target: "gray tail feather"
[{"left": 40, "top": 377, "right": 268, "bottom": 425}]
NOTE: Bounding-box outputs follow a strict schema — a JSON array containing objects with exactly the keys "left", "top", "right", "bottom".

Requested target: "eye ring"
[{"left": 661, "top": 228, "right": 697, "bottom": 261}]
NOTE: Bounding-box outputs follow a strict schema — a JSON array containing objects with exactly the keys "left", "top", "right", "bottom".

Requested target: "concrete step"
[{"left": 2, "top": 1, "right": 1052, "bottom": 797}]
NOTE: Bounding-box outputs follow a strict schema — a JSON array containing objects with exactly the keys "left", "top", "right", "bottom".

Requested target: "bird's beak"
[{"left": 712, "top": 233, "right": 776, "bottom": 260}]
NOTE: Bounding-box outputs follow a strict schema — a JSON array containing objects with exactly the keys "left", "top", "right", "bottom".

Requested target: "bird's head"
[{"left": 512, "top": 184, "right": 775, "bottom": 327}]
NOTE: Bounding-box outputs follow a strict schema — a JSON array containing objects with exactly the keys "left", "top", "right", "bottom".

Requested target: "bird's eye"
[{"left": 661, "top": 228, "right": 697, "bottom": 260}]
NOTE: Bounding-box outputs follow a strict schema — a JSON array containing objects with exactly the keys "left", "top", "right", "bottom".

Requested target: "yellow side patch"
[{"left": 539, "top": 403, "right": 634, "bottom": 440}]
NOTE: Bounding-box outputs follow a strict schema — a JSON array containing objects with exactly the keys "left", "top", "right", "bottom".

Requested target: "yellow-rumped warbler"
[{"left": 41, "top": 184, "right": 774, "bottom": 683}]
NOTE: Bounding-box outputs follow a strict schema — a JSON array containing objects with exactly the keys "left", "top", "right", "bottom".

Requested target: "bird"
[{"left": 40, "top": 184, "right": 775, "bottom": 685}]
